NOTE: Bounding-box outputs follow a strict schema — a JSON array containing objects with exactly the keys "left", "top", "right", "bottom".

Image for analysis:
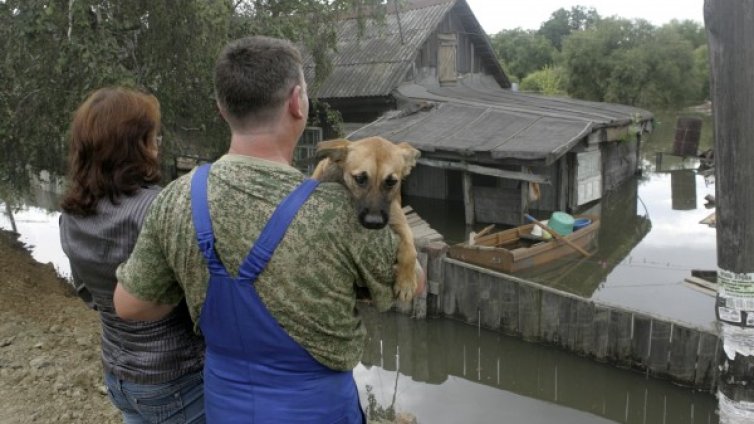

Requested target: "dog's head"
[{"left": 316, "top": 136, "right": 420, "bottom": 229}]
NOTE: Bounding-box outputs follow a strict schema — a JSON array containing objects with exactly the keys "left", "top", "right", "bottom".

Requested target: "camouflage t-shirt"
[{"left": 116, "top": 154, "right": 398, "bottom": 371}]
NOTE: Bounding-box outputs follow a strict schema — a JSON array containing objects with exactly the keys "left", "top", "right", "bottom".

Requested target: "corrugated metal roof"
[
  {"left": 348, "top": 75, "right": 653, "bottom": 165},
  {"left": 304, "top": 0, "right": 486, "bottom": 99}
]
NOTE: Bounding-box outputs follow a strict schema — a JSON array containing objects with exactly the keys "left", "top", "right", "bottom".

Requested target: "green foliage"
[
  {"left": 661, "top": 19, "right": 706, "bottom": 49},
  {"left": 490, "top": 29, "right": 556, "bottom": 82},
  {"left": 0, "top": 0, "right": 386, "bottom": 200},
  {"left": 559, "top": 17, "right": 706, "bottom": 109},
  {"left": 230, "top": 0, "right": 386, "bottom": 91},
  {"left": 309, "top": 99, "right": 344, "bottom": 138},
  {"left": 694, "top": 44, "right": 710, "bottom": 101},
  {"left": 538, "top": 6, "right": 600, "bottom": 50},
  {"left": 519, "top": 66, "right": 565, "bottom": 95}
]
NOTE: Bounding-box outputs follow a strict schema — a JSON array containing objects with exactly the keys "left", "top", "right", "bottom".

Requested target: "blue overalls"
[{"left": 190, "top": 164, "right": 365, "bottom": 423}]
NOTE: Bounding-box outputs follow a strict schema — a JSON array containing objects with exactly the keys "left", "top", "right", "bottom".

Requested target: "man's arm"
[
  {"left": 114, "top": 282, "right": 176, "bottom": 321},
  {"left": 114, "top": 187, "right": 186, "bottom": 322}
]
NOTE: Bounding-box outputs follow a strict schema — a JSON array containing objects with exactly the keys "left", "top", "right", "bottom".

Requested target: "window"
[{"left": 293, "top": 127, "right": 323, "bottom": 175}]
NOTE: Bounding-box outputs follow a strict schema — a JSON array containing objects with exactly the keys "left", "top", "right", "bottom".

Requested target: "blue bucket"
[{"left": 573, "top": 218, "right": 591, "bottom": 231}]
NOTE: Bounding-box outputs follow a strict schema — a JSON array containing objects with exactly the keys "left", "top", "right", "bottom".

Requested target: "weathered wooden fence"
[
  {"left": 417, "top": 249, "right": 721, "bottom": 391},
  {"left": 404, "top": 210, "right": 721, "bottom": 390}
]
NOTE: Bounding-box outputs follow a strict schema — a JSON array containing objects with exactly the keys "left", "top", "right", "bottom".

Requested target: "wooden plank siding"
[
  {"left": 438, "top": 258, "right": 722, "bottom": 390},
  {"left": 601, "top": 137, "right": 640, "bottom": 193},
  {"left": 414, "top": 6, "right": 485, "bottom": 85}
]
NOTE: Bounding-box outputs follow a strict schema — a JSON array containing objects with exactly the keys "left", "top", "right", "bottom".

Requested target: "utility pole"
[{"left": 705, "top": 1, "right": 754, "bottom": 422}]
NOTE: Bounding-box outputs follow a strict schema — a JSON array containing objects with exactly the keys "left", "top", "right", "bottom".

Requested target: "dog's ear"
[
  {"left": 397, "top": 142, "right": 421, "bottom": 177},
  {"left": 316, "top": 139, "right": 350, "bottom": 163}
]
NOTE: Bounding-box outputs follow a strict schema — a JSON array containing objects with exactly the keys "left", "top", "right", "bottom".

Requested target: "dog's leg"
[{"left": 389, "top": 201, "right": 418, "bottom": 302}]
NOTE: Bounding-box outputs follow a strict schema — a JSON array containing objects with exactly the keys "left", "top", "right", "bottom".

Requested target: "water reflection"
[
  {"left": 358, "top": 307, "right": 718, "bottom": 424},
  {"left": 671, "top": 170, "right": 697, "bottom": 210},
  {"left": 410, "top": 111, "right": 718, "bottom": 329},
  {"left": 0, "top": 176, "right": 69, "bottom": 278},
  {"left": 518, "top": 177, "right": 652, "bottom": 298},
  {"left": 0, "top": 205, "right": 69, "bottom": 278}
]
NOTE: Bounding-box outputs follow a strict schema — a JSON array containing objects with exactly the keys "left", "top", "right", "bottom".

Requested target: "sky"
[{"left": 465, "top": 0, "right": 705, "bottom": 34}]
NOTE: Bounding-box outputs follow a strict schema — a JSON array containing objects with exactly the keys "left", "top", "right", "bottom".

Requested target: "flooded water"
[
  {"left": 0, "top": 181, "right": 69, "bottom": 279},
  {"left": 357, "top": 308, "right": 718, "bottom": 424},
  {"left": 408, "top": 111, "right": 718, "bottom": 330},
  {"left": 0, "top": 110, "right": 719, "bottom": 423}
]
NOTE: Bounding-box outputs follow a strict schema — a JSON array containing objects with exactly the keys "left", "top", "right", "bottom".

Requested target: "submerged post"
[
  {"left": 4, "top": 202, "right": 17, "bottom": 234},
  {"left": 705, "top": 1, "right": 754, "bottom": 421}
]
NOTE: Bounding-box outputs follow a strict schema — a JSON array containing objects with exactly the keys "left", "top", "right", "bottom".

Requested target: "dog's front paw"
[{"left": 393, "top": 262, "right": 418, "bottom": 302}]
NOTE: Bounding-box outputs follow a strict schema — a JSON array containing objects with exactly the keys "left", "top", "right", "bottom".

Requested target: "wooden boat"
[{"left": 448, "top": 215, "right": 600, "bottom": 274}]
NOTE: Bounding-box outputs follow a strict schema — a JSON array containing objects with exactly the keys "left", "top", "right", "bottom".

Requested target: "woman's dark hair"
[{"left": 61, "top": 87, "right": 161, "bottom": 216}]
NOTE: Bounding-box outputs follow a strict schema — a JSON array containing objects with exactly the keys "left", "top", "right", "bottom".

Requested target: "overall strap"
[
  {"left": 190, "top": 163, "right": 229, "bottom": 276},
  {"left": 237, "top": 179, "right": 320, "bottom": 281}
]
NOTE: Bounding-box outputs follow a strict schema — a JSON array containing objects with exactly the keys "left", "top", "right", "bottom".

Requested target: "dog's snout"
[{"left": 359, "top": 210, "right": 388, "bottom": 229}]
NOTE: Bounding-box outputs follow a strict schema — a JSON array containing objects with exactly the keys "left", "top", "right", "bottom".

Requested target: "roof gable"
[{"left": 305, "top": 0, "right": 508, "bottom": 99}]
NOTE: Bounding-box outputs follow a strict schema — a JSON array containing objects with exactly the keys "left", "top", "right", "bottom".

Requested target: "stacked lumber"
[{"left": 402, "top": 206, "right": 444, "bottom": 247}]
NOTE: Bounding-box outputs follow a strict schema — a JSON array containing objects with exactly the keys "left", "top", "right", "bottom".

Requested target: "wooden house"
[{"left": 302, "top": 0, "right": 653, "bottom": 226}]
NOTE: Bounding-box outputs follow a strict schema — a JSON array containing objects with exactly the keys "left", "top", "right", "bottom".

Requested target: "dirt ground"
[
  {"left": 0, "top": 230, "right": 418, "bottom": 424},
  {"left": 0, "top": 230, "right": 119, "bottom": 424}
]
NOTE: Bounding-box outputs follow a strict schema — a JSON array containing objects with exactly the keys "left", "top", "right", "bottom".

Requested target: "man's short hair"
[{"left": 214, "top": 36, "right": 304, "bottom": 124}]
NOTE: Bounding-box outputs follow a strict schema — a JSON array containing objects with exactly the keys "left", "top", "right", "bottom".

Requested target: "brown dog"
[{"left": 312, "top": 136, "right": 421, "bottom": 302}]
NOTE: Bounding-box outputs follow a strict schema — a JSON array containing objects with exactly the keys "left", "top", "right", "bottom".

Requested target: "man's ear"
[
  {"left": 397, "top": 142, "right": 421, "bottom": 176},
  {"left": 216, "top": 100, "right": 229, "bottom": 122},
  {"left": 288, "top": 85, "right": 306, "bottom": 119},
  {"left": 316, "top": 139, "right": 350, "bottom": 163}
]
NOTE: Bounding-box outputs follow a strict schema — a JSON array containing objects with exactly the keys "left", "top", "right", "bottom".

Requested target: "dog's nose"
[{"left": 360, "top": 212, "right": 387, "bottom": 229}]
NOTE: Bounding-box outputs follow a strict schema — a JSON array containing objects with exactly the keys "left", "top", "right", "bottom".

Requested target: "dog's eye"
[
  {"left": 385, "top": 176, "right": 398, "bottom": 188},
  {"left": 353, "top": 173, "right": 368, "bottom": 186}
]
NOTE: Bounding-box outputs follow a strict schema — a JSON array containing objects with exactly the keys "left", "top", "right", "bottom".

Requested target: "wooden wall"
[
  {"left": 602, "top": 137, "right": 640, "bottom": 193},
  {"left": 473, "top": 179, "right": 522, "bottom": 225},
  {"left": 404, "top": 164, "right": 448, "bottom": 199},
  {"left": 528, "top": 164, "right": 560, "bottom": 216},
  {"left": 414, "top": 6, "right": 492, "bottom": 83},
  {"left": 403, "top": 165, "right": 465, "bottom": 202},
  {"left": 430, "top": 258, "right": 721, "bottom": 391}
]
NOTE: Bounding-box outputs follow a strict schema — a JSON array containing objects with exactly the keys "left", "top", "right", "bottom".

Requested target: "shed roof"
[
  {"left": 348, "top": 75, "right": 653, "bottom": 165},
  {"left": 304, "top": 0, "right": 508, "bottom": 99}
]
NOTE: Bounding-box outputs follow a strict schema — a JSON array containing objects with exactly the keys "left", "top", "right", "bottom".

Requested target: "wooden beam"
[
  {"left": 462, "top": 171, "right": 474, "bottom": 226},
  {"left": 417, "top": 158, "right": 550, "bottom": 184},
  {"left": 558, "top": 156, "right": 569, "bottom": 212},
  {"left": 707, "top": 0, "right": 754, "bottom": 419}
]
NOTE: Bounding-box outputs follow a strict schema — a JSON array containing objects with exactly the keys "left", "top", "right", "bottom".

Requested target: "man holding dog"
[{"left": 113, "top": 36, "right": 424, "bottom": 422}]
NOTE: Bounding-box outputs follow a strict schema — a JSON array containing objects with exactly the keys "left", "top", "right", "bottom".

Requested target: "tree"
[
  {"left": 490, "top": 29, "right": 556, "bottom": 82},
  {"left": 604, "top": 28, "right": 698, "bottom": 108},
  {"left": 694, "top": 44, "right": 710, "bottom": 101},
  {"left": 559, "top": 17, "right": 701, "bottom": 109},
  {"left": 0, "top": 0, "right": 385, "bottom": 200},
  {"left": 662, "top": 19, "right": 706, "bottom": 49},
  {"left": 519, "top": 66, "right": 565, "bottom": 95},
  {"left": 538, "top": 5, "right": 600, "bottom": 50}
]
